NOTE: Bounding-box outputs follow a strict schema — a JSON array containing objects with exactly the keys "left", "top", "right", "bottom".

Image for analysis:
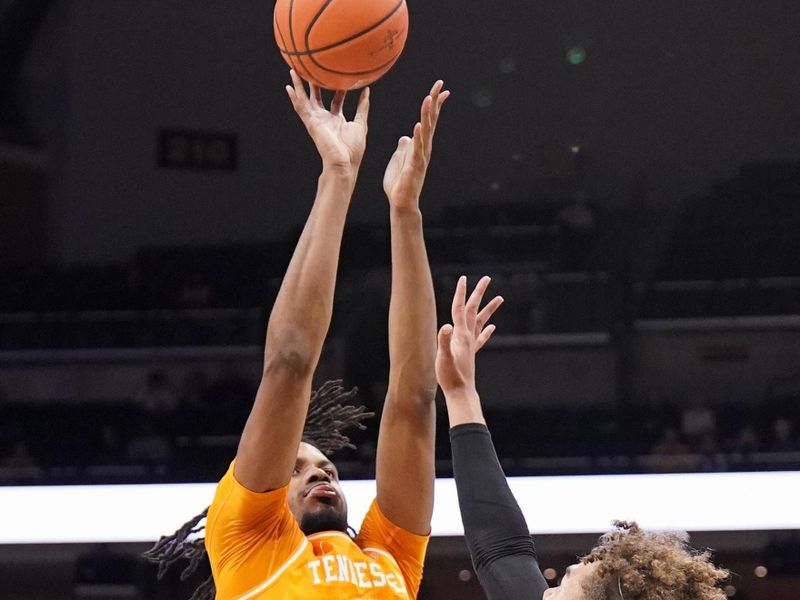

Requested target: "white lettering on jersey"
[
  {"left": 354, "top": 562, "right": 372, "bottom": 588},
  {"left": 303, "top": 554, "right": 406, "bottom": 593},
  {"left": 369, "top": 562, "right": 387, "bottom": 587},
  {"left": 348, "top": 556, "right": 358, "bottom": 583},
  {"left": 386, "top": 572, "right": 405, "bottom": 594},
  {"left": 322, "top": 555, "right": 337, "bottom": 582},
  {"left": 337, "top": 554, "right": 350, "bottom": 583},
  {"left": 307, "top": 559, "right": 322, "bottom": 584}
]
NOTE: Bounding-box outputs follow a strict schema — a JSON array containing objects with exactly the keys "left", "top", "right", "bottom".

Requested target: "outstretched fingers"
[
  {"left": 419, "top": 94, "right": 433, "bottom": 156},
  {"left": 418, "top": 81, "right": 449, "bottom": 158},
  {"left": 451, "top": 276, "right": 468, "bottom": 330},
  {"left": 412, "top": 121, "right": 424, "bottom": 162},
  {"left": 465, "top": 276, "right": 492, "bottom": 329},
  {"left": 309, "top": 82, "right": 324, "bottom": 108},
  {"left": 288, "top": 69, "right": 308, "bottom": 100},
  {"left": 475, "top": 295, "right": 504, "bottom": 336},
  {"left": 330, "top": 90, "right": 346, "bottom": 116},
  {"left": 429, "top": 80, "right": 449, "bottom": 137},
  {"left": 475, "top": 324, "right": 497, "bottom": 351},
  {"left": 354, "top": 86, "right": 370, "bottom": 127},
  {"left": 285, "top": 69, "right": 311, "bottom": 117},
  {"left": 445, "top": 276, "right": 501, "bottom": 358}
]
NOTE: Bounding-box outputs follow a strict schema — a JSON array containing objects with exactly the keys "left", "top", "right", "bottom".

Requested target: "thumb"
[
  {"left": 392, "top": 135, "right": 411, "bottom": 159},
  {"left": 354, "top": 86, "right": 370, "bottom": 127},
  {"left": 437, "top": 324, "right": 454, "bottom": 358}
]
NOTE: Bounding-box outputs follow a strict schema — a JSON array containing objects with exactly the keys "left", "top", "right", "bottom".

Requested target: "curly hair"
[
  {"left": 579, "top": 521, "right": 729, "bottom": 600},
  {"left": 143, "top": 380, "right": 373, "bottom": 600}
]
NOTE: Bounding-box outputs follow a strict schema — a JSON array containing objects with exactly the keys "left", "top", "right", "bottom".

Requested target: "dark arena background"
[{"left": 2, "top": 1, "right": 800, "bottom": 599}]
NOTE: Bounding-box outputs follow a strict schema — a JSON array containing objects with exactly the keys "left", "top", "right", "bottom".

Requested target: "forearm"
[
  {"left": 265, "top": 167, "right": 356, "bottom": 365},
  {"left": 236, "top": 167, "right": 356, "bottom": 491},
  {"left": 374, "top": 205, "right": 437, "bottom": 534},
  {"left": 450, "top": 423, "right": 548, "bottom": 599},
  {"left": 386, "top": 206, "right": 437, "bottom": 401}
]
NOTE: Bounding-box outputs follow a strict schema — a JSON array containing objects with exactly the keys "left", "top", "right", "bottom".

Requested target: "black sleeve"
[{"left": 450, "top": 423, "right": 549, "bottom": 600}]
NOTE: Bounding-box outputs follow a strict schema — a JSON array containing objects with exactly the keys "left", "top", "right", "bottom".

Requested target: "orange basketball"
[{"left": 274, "top": 0, "right": 408, "bottom": 90}]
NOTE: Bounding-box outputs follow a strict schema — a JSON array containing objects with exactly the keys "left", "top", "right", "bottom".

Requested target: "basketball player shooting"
[{"left": 145, "top": 71, "right": 449, "bottom": 600}]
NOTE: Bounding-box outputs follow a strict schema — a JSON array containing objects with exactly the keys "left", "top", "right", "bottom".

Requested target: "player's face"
[
  {"left": 542, "top": 560, "right": 599, "bottom": 600},
  {"left": 287, "top": 442, "right": 348, "bottom": 535}
]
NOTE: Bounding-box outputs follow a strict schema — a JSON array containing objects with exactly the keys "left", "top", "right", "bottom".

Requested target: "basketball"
[{"left": 274, "top": 0, "right": 408, "bottom": 90}]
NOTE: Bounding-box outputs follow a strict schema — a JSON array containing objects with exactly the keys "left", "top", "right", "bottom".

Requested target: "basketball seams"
[
  {"left": 303, "top": 0, "right": 405, "bottom": 78},
  {"left": 307, "top": 0, "right": 405, "bottom": 48},
  {"left": 303, "top": 0, "right": 336, "bottom": 55},
  {"left": 308, "top": 49, "right": 403, "bottom": 76},
  {"left": 287, "top": 0, "right": 326, "bottom": 87},
  {"left": 275, "top": 0, "right": 407, "bottom": 89},
  {"left": 275, "top": 11, "right": 326, "bottom": 87},
  {"left": 274, "top": 13, "right": 300, "bottom": 73},
  {"left": 275, "top": 0, "right": 405, "bottom": 57}
]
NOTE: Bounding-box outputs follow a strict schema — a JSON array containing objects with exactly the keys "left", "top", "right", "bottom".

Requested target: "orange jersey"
[{"left": 205, "top": 464, "right": 429, "bottom": 599}]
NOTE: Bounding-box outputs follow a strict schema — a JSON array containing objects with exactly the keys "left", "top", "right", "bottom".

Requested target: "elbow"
[
  {"left": 387, "top": 378, "right": 438, "bottom": 409},
  {"left": 263, "top": 342, "right": 317, "bottom": 379},
  {"left": 415, "top": 381, "right": 439, "bottom": 405},
  {"left": 389, "top": 365, "right": 438, "bottom": 401}
]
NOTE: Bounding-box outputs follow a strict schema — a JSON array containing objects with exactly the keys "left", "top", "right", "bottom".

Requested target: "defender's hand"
[
  {"left": 285, "top": 70, "right": 370, "bottom": 175},
  {"left": 383, "top": 80, "right": 449, "bottom": 209},
  {"left": 436, "top": 276, "right": 503, "bottom": 396}
]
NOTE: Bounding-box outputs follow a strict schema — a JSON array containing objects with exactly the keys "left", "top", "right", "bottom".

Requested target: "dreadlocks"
[
  {"left": 302, "top": 380, "right": 371, "bottom": 453},
  {"left": 143, "top": 380, "right": 373, "bottom": 600}
]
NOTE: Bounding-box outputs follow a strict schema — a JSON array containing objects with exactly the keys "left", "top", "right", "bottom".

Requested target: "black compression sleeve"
[{"left": 450, "top": 423, "right": 549, "bottom": 600}]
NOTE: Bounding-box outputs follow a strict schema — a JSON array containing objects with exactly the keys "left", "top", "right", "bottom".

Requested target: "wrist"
[
  {"left": 320, "top": 164, "right": 358, "bottom": 189},
  {"left": 443, "top": 388, "right": 485, "bottom": 427},
  {"left": 389, "top": 204, "right": 423, "bottom": 222},
  {"left": 387, "top": 189, "right": 422, "bottom": 210}
]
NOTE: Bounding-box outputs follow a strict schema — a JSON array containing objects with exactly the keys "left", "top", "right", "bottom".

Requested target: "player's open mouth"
[{"left": 305, "top": 484, "right": 337, "bottom": 498}]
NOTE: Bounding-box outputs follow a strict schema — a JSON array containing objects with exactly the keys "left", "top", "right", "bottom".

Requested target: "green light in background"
[{"left": 567, "top": 47, "right": 586, "bottom": 65}]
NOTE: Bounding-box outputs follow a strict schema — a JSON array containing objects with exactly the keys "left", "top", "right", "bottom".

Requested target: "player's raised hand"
[
  {"left": 383, "top": 80, "right": 450, "bottom": 208},
  {"left": 436, "top": 276, "right": 503, "bottom": 397},
  {"left": 285, "top": 69, "right": 370, "bottom": 175}
]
